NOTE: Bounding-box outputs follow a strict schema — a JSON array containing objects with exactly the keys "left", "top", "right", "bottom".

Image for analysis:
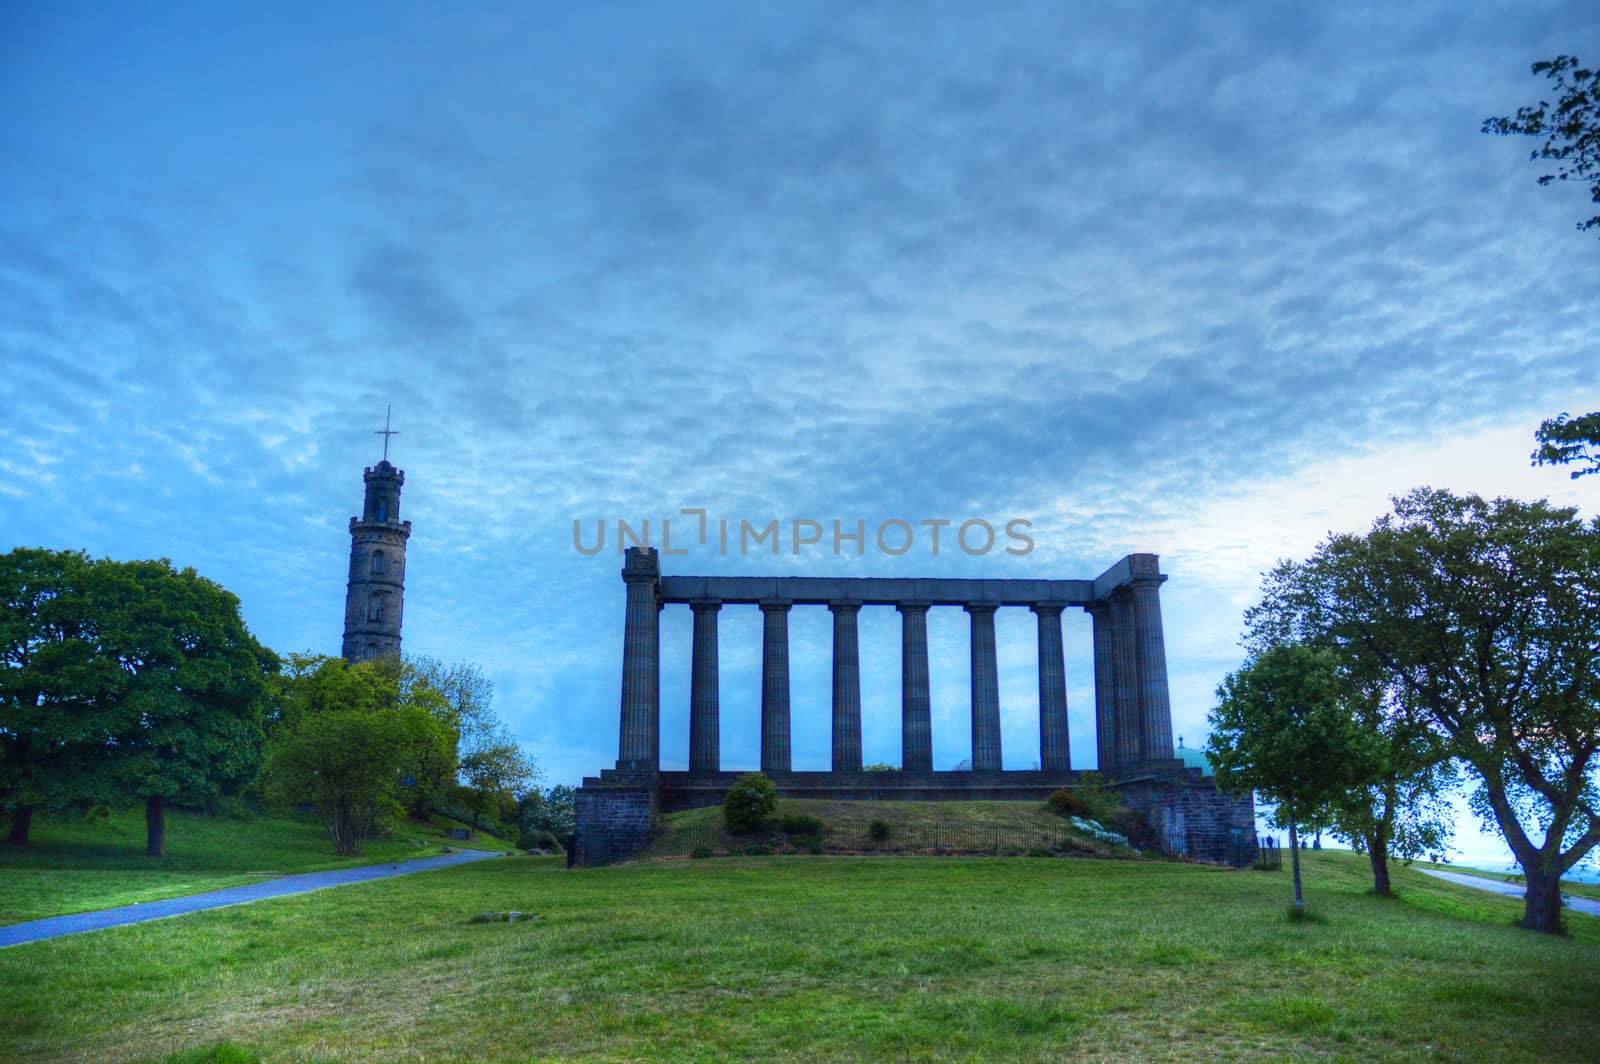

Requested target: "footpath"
[
  {"left": 1415, "top": 867, "right": 1600, "bottom": 917},
  {"left": 0, "top": 847, "right": 508, "bottom": 948}
]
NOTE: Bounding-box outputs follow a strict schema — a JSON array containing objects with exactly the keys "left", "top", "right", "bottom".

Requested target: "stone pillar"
[
  {"left": 966, "top": 604, "right": 1002, "bottom": 771},
  {"left": 760, "top": 600, "right": 792, "bottom": 773},
  {"left": 898, "top": 602, "right": 933, "bottom": 772},
  {"left": 688, "top": 600, "right": 721, "bottom": 775},
  {"left": 617, "top": 547, "right": 660, "bottom": 771},
  {"left": 829, "top": 601, "right": 863, "bottom": 773},
  {"left": 1111, "top": 590, "right": 1142, "bottom": 771},
  {"left": 1129, "top": 562, "right": 1175, "bottom": 762},
  {"left": 1087, "top": 601, "right": 1118, "bottom": 774},
  {"left": 1032, "top": 604, "right": 1070, "bottom": 773}
]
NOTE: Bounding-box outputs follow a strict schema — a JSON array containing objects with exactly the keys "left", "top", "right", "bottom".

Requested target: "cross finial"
[{"left": 374, "top": 405, "right": 399, "bottom": 461}]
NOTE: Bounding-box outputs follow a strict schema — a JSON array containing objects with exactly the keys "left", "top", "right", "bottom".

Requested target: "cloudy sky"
[{"left": 3, "top": 1, "right": 1595, "bottom": 860}]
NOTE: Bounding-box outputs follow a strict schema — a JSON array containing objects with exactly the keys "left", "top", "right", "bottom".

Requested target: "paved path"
[
  {"left": 0, "top": 848, "right": 509, "bottom": 949},
  {"left": 1417, "top": 867, "right": 1600, "bottom": 917}
]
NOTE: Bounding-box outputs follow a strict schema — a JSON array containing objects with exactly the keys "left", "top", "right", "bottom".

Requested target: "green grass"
[
  {"left": 0, "top": 850, "right": 1595, "bottom": 1062},
  {"left": 0, "top": 808, "right": 516, "bottom": 925},
  {"left": 642, "top": 797, "right": 1137, "bottom": 858}
]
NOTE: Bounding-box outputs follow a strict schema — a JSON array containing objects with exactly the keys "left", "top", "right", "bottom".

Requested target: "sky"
[{"left": 2, "top": 1, "right": 1596, "bottom": 863}]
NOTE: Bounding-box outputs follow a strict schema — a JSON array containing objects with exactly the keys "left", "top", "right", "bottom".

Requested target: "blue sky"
[{"left": 3, "top": 1, "right": 1596, "bottom": 862}]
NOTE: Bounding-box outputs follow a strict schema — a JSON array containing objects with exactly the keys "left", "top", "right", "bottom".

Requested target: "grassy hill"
[
  {"left": 640, "top": 797, "right": 1142, "bottom": 859},
  {"left": 0, "top": 807, "right": 516, "bottom": 925},
  {"left": 1, "top": 849, "right": 1596, "bottom": 1061}
]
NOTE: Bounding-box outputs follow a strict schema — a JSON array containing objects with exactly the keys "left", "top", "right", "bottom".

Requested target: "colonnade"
[{"left": 615, "top": 547, "right": 1175, "bottom": 778}]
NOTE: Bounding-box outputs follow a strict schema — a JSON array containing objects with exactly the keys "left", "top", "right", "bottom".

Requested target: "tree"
[
  {"left": 1532, "top": 411, "right": 1600, "bottom": 480},
  {"left": 1276, "top": 489, "right": 1600, "bottom": 933},
  {"left": 95, "top": 559, "right": 276, "bottom": 856},
  {"left": 518, "top": 783, "right": 575, "bottom": 843},
  {"left": 0, "top": 549, "right": 116, "bottom": 845},
  {"left": 1246, "top": 564, "right": 1458, "bottom": 896},
  {"left": 1, "top": 551, "right": 273, "bottom": 854},
  {"left": 1483, "top": 55, "right": 1600, "bottom": 236},
  {"left": 1207, "top": 644, "right": 1383, "bottom": 912},
  {"left": 458, "top": 728, "right": 538, "bottom": 835},
  {"left": 260, "top": 657, "right": 453, "bottom": 855}
]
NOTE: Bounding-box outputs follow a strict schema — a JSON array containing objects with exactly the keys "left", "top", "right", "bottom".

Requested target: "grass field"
[
  {"left": 0, "top": 808, "right": 516, "bottom": 925},
  {"left": 1, "top": 849, "right": 1595, "bottom": 1062},
  {"left": 640, "top": 797, "right": 1140, "bottom": 858}
]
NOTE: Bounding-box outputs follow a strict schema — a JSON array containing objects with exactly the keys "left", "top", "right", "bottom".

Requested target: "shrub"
[
  {"left": 778, "top": 813, "right": 827, "bottom": 836},
  {"left": 743, "top": 844, "right": 773, "bottom": 856},
  {"left": 690, "top": 844, "right": 713, "bottom": 860},
  {"left": 723, "top": 773, "right": 778, "bottom": 833},
  {"left": 1047, "top": 788, "right": 1087, "bottom": 817},
  {"left": 863, "top": 763, "right": 898, "bottom": 772},
  {"left": 868, "top": 818, "right": 892, "bottom": 841},
  {"left": 1073, "top": 771, "right": 1123, "bottom": 821},
  {"left": 518, "top": 829, "right": 562, "bottom": 852},
  {"left": 1101, "top": 807, "right": 1157, "bottom": 850}
]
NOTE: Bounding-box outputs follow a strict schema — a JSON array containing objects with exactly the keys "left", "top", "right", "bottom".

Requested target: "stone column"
[
  {"left": 1111, "top": 590, "right": 1142, "bottom": 771},
  {"left": 829, "top": 601, "right": 863, "bottom": 773},
  {"left": 760, "top": 600, "right": 792, "bottom": 773},
  {"left": 1129, "top": 565, "right": 1175, "bottom": 763},
  {"left": 898, "top": 602, "right": 933, "bottom": 772},
  {"left": 1032, "top": 604, "right": 1070, "bottom": 773},
  {"left": 966, "top": 604, "right": 1002, "bottom": 771},
  {"left": 1087, "top": 601, "right": 1117, "bottom": 774},
  {"left": 688, "top": 600, "right": 721, "bottom": 775},
  {"left": 617, "top": 547, "right": 660, "bottom": 771}
]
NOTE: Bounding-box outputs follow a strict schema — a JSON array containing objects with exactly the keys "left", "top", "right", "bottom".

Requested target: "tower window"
[
  {"left": 377, "top": 500, "right": 389, "bottom": 522},
  {"left": 369, "top": 593, "right": 384, "bottom": 622},
  {"left": 372, "top": 551, "right": 385, "bottom": 575}
]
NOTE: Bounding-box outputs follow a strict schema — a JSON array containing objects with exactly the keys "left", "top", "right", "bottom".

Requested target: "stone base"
[
  {"left": 573, "top": 770, "right": 657, "bottom": 867},
  {"left": 573, "top": 761, "right": 1253, "bottom": 867},
  {"left": 1119, "top": 771, "right": 1256, "bottom": 864}
]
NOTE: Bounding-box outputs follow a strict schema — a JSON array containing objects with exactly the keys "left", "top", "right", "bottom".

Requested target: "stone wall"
[
  {"left": 1120, "top": 772, "right": 1256, "bottom": 865},
  {"left": 573, "top": 774, "right": 657, "bottom": 866}
]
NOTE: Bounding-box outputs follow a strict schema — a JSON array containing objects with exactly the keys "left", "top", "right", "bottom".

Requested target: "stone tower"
[{"left": 341, "top": 459, "right": 411, "bottom": 662}]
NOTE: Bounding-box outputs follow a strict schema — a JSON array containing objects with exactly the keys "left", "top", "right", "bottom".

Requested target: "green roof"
[{"left": 1174, "top": 744, "right": 1213, "bottom": 776}]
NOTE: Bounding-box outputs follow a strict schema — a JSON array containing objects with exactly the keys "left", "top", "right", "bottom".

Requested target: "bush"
[
  {"left": 1072, "top": 771, "right": 1123, "bottom": 821},
  {"left": 778, "top": 813, "right": 827, "bottom": 836},
  {"left": 518, "top": 829, "right": 562, "bottom": 852},
  {"left": 723, "top": 773, "right": 778, "bottom": 833},
  {"left": 868, "top": 818, "right": 892, "bottom": 841},
  {"left": 1100, "top": 807, "right": 1157, "bottom": 850},
  {"left": 690, "top": 844, "right": 713, "bottom": 860},
  {"left": 1047, "top": 788, "right": 1087, "bottom": 817}
]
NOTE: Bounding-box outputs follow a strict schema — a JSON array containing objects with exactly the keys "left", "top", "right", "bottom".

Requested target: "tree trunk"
[
  {"left": 145, "top": 794, "right": 166, "bottom": 857},
  {"left": 6, "top": 804, "right": 33, "bottom": 846},
  {"left": 1366, "top": 827, "right": 1392, "bottom": 896},
  {"left": 1522, "top": 870, "right": 1565, "bottom": 934},
  {"left": 1289, "top": 819, "right": 1304, "bottom": 911}
]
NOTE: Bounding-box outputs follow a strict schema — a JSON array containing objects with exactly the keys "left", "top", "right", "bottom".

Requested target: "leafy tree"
[
  {"left": 1532, "top": 411, "right": 1600, "bottom": 480},
  {"left": 1273, "top": 489, "right": 1600, "bottom": 933},
  {"left": 518, "top": 784, "right": 575, "bottom": 843},
  {"left": 1483, "top": 55, "right": 1600, "bottom": 236},
  {"left": 1207, "top": 644, "right": 1384, "bottom": 912},
  {"left": 0, "top": 549, "right": 117, "bottom": 845},
  {"left": 260, "top": 658, "right": 452, "bottom": 855},
  {"left": 1247, "top": 565, "right": 1458, "bottom": 896},
  {"left": 96, "top": 559, "right": 276, "bottom": 856},
  {"left": 458, "top": 728, "right": 538, "bottom": 835},
  {"left": 1, "top": 551, "right": 274, "bottom": 854}
]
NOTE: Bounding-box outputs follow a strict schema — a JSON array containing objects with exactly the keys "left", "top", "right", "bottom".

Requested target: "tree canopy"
[
  {"left": 0, "top": 549, "right": 275, "bottom": 852},
  {"left": 1483, "top": 55, "right": 1600, "bottom": 236},
  {"left": 1207, "top": 644, "right": 1384, "bottom": 910},
  {"left": 1253, "top": 488, "right": 1600, "bottom": 932}
]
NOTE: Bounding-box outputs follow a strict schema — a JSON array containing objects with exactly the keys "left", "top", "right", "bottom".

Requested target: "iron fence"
[{"left": 635, "top": 818, "right": 1145, "bottom": 862}]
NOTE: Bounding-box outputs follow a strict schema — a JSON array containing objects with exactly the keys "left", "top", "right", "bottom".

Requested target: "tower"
[{"left": 341, "top": 457, "right": 411, "bottom": 662}]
